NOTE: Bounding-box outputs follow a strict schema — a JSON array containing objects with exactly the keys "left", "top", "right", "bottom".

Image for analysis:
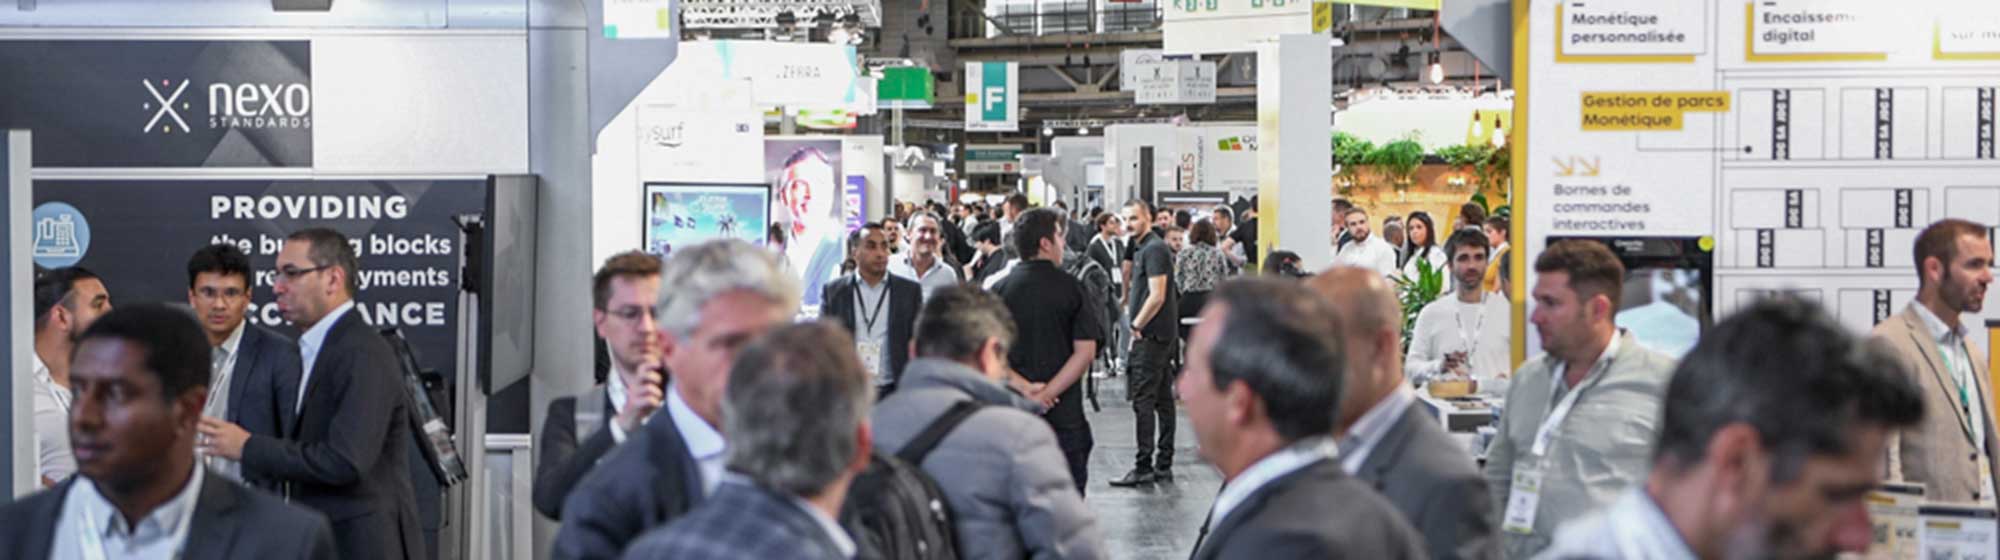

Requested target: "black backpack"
[
  {"left": 1062, "top": 250, "right": 1116, "bottom": 336},
  {"left": 841, "top": 400, "right": 985, "bottom": 560}
]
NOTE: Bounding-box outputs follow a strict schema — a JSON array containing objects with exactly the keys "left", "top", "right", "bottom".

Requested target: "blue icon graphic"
[{"left": 32, "top": 202, "right": 90, "bottom": 269}]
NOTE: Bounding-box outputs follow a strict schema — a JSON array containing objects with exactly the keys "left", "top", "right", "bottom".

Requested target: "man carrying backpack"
[
  {"left": 871, "top": 285, "right": 1106, "bottom": 559},
  {"left": 992, "top": 208, "right": 1107, "bottom": 494}
]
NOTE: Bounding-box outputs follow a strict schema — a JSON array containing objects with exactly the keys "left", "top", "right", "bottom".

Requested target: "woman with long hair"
[
  {"left": 1175, "top": 219, "right": 1227, "bottom": 335},
  {"left": 1400, "top": 211, "right": 1448, "bottom": 284}
]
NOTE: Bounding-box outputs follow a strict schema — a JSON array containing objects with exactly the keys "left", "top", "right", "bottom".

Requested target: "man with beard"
[
  {"left": 1874, "top": 219, "right": 2000, "bottom": 505},
  {"left": 31, "top": 267, "right": 113, "bottom": 486},
  {"left": 1483, "top": 240, "right": 1677, "bottom": 558},
  {"left": 890, "top": 212, "right": 962, "bottom": 301},
  {"left": 1539, "top": 297, "right": 1922, "bottom": 559},
  {"left": 1405, "top": 229, "right": 1511, "bottom": 389}
]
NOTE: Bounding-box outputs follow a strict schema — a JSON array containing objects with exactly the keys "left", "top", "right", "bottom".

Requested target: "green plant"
[
  {"left": 1393, "top": 257, "right": 1448, "bottom": 354},
  {"left": 1369, "top": 139, "right": 1426, "bottom": 190},
  {"left": 1436, "top": 143, "right": 1491, "bottom": 168},
  {"left": 1476, "top": 144, "right": 1511, "bottom": 194},
  {"left": 1333, "top": 132, "right": 1374, "bottom": 188}
]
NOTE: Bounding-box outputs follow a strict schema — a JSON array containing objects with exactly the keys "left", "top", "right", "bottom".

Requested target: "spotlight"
[
  {"left": 1043, "top": 125, "right": 1055, "bottom": 136},
  {"left": 1078, "top": 126, "right": 1090, "bottom": 135}
]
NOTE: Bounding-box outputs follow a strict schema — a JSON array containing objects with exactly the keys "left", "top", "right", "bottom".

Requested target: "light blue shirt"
[
  {"left": 667, "top": 381, "right": 728, "bottom": 496},
  {"left": 1535, "top": 487, "right": 1697, "bottom": 560},
  {"left": 52, "top": 467, "right": 205, "bottom": 560},
  {"left": 296, "top": 300, "right": 355, "bottom": 414}
]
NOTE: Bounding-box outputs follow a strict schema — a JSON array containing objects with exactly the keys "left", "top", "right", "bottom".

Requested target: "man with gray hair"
[
  {"left": 621, "top": 322, "right": 874, "bottom": 559},
  {"left": 554, "top": 239, "right": 802, "bottom": 560},
  {"left": 875, "top": 286, "right": 1106, "bottom": 559}
]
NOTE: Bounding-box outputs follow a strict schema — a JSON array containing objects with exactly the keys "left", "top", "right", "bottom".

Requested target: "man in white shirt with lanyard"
[
  {"left": 31, "top": 266, "right": 113, "bottom": 487},
  {"left": 1483, "top": 240, "right": 1677, "bottom": 559},
  {"left": 1873, "top": 218, "right": 2000, "bottom": 505},
  {"left": 1406, "top": 229, "right": 1512, "bottom": 390},
  {"left": 889, "top": 212, "right": 961, "bottom": 301}
]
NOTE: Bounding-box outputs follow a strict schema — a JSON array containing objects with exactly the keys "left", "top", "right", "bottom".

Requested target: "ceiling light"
[
  {"left": 1429, "top": 62, "right": 1444, "bottom": 84},
  {"left": 1043, "top": 126, "right": 1055, "bottom": 136},
  {"left": 1077, "top": 126, "right": 1090, "bottom": 135}
]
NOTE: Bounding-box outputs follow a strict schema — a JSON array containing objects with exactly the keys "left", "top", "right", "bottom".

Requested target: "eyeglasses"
[
  {"left": 195, "top": 287, "right": 247, "bottom": 301},
  {"left": 608, "top": 306, "right": 656, "bottom": 322},
  {"left": 274, "top": 264, "right": 331, "bottom": 284}
]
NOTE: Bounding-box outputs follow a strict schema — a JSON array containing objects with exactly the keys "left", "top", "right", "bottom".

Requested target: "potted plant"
[
  {"left": 1370, "top": 138, "right": 1426, "bottom": 193},
  {"left": 1393, "top": 257, "right": 1447, "bottom": 356},
  {"left": 1436, "top": 143, "right": 1493, "bottom": 191},
  {"left": 1332, "top": 132, "right": 1374, "bottom": 194}
]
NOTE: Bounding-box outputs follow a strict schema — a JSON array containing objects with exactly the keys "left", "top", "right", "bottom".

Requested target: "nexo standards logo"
[
  {"left": 143, "top": 78, "right": 312, "bottom": 134},
  {"left": 32, "top": 202, "right": 90, "bottom": 268}
]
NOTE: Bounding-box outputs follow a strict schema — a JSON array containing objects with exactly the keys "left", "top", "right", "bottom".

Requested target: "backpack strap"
[{"left": 895, "top": 400, "right": 985, "bottom": 465}]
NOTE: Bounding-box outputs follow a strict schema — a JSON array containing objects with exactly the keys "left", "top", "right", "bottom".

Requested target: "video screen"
[
  {"left": 644, "top": 183, "right": 771, "bottom": 256},
  {"left": 1616, "top": 267, "right": 1705, "bottom": 358}
]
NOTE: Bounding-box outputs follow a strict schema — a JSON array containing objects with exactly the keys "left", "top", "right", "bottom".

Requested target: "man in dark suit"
[
  {"left": 185, "top": 243, "right": 303, "bottom": 491},
  {"left": 1310, "top": 268, "right": 1497, "bottom": 560},
  {"left": 0, "top": 304, "right": 336, "bottom": 559},
  {"left": 821, "top": 223, "right": 922, "bottom": 398},
  {"left": 623, "top": 322, "right": 871, "bottom": 559},
  {"left": 199, "top": 228, "right": 425, "bottom": 560},
  {"left": 534, "top": 252, "right": 666, "bottom": 519},
  {"left": 554, "top": 240, "right": 801, "bottom": 559},
  {"left": 1180, "top": 279, "right": 1426, "bottom": 560}
]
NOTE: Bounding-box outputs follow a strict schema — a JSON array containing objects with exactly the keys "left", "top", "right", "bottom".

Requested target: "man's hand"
[
  {"left": 1029, "top": 386, "right": 1060, "bottom": 410},
  {"left": 617, "top": 335, "right": 669, "bottom": 433},
  {"left": 197, "top": 417, "right": 251, "bottom": 461}
]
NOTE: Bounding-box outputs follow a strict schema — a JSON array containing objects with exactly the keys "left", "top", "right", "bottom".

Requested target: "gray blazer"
[
  {"left": 1874, "top": 305, "right": 2000, "bottom": 503},
  {"left": 1350, "top": 403, "right": 1498, "bottom": 560},
  {"left": 872, "top": 358, "right": 1107, "bottom": 560},
  {"left": 0, "top": 470, "right": 337, "bottom": 559},
  {"left": 1191, "top": 458, "right": 1428, "bottom": 560},
  {"left": 1482, "top": 330, "right": 1677, "bottom": 559}
]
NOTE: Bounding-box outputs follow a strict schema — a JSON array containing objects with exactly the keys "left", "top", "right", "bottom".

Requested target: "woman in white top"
[{"left": 1398, "top": 211, "right": 1450, "bottom": 287}]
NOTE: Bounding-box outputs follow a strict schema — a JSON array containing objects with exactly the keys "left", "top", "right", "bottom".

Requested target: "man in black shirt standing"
[
  {"left": 992, "top": 208, "right": 1104, "bottom": 494},
  {"left": 1112, "top": 198, "right": 1180, "bottom": 487}
]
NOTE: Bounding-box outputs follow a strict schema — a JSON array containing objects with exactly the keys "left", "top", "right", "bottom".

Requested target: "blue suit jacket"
[
  {"left": 619, "top": 479, "right": 847, "bottom": 560},
  {"left": 227, "top": 324, "right": 303, "bottom": 491},
  {"left": 553, "top": 408, "right": 705, "bottom": 560}
]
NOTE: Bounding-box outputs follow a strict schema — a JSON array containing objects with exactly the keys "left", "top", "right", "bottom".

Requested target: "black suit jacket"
[
  {"left": 1192, "top": 458, "right": 1428, "bottom": 560},
  {"left": 0, "top": 470, "right": 337, "bottom": 560},
  {"left": 533, "top": 386, "right": 617, "bottom": 519},
  {"left": 226, "top": 324, "right": 303, "bottom": 491},
  {"left": 552, "top": 407, "right": 705, "bottom": 560},
  {"left": 820, "top": 274, "right": 922, "bottom": 383},
  {"left": 1349, "top": 404, "right": 1499, "bottom": 560},
  {"left": 240, "top": 308, "right": 426, "bottom": 560}
]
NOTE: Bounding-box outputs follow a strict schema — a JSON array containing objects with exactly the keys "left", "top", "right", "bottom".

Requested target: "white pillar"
[{"left": 1256, "top": 34, "right": 1333, "bottom": 271}]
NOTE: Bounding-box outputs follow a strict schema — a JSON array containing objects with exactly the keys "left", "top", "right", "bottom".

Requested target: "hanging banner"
[
  {"left": 1121, "top": 49, "right": 1167, "bottom": 91},
  {"left": 32, "top": 178, "right": 482, "bottom": 377},
  {"left": 1164, "top": 0, "right": 1312, "bottom": 55},
  {"left": 1134, "top": 60, "right": 1218, "bottom": 104},
  {"left": 0, "top": 40, "right": 313, "bottom": 168},
  {"left": 966, "top": 144, "right": 1025, "bottom": 174},
  {"left": 964, "top": 61, "right": 1020, "bottom": 132},
  {"left": 767, "top": 138, "right": 847, "bottom": 316}
]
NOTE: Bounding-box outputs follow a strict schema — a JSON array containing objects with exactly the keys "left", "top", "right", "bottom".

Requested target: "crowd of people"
[{"left": 3, "top": 195, "right": 1992, "bottom": 560}]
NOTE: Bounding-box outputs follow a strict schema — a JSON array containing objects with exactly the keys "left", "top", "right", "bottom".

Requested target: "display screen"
[
  {"left": 644, "top": 183, "right": 771, "bottom": 256},
  {"left": 767, "top": 138, "right": 848, "bottom": 315},
  {"left": 1616, "top": 267, "right": 1706, "bottom": 358}
]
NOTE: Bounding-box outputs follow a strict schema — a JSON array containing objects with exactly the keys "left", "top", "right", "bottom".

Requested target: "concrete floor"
[{"left": 1079, "top": 374, "right": 1222, "bottom": 560}]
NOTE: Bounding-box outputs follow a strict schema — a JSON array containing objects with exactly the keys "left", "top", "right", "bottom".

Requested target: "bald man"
[{"left": 1309, "top": 268, "right": 1498, "bottom": 560}]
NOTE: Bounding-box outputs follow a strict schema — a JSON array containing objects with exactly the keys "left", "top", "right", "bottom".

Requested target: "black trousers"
[
  {"left": 1127, "top": 336, "right": 1177, "bottom": 472},
  {"left": 1049, "top": 418, "right": 1094, "bottom": 495}
]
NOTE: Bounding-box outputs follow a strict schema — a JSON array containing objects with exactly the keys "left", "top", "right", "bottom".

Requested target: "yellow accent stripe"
[
  {"left": 1743, "top": 3, "right": 1887, "bottom": 63},
  {"left": 1553, "top": 4, "right": 1695, "bottom": 64},
  {"left": 1332, "top": 0, "right": 1438, "bottom": 9},
  {"left": 1510, "top": 0, "right": 1529, "bottom": 370}
]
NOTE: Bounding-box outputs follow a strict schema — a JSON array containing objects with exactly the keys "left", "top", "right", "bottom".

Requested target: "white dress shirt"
[
  {"left": 1207, "top": 436, "right": 1340, "bottom": 529},
  {"left": 202, "top": 321, "right": 248, "bottom": 481},
  {"left": 1334, "top": 235, "right": 1400, "bottom": 278},
  {"left": 1913, "top": 304, "right": 1989, "bottom": 455},
  {"left": 295, "top": 300, "right": 355, "bottom": 414},
  {"left": 666, "top": 382, "right": 728, "bottom": 496},
  {"left": 889, "top": 253, "right": 959, "bottom": 301},
  {"left": 52, "top": 467, "right": 206, "bottom": 560},
  {"left": 1405, "top": 293, "right": 1513, "bottom": 387},
  {"left": 605, "top": 365, "right": 636, "bottom": 444},
  {"left": 33, "top": 354, "right": 76, "bottom": 482},
  {"left": 1338, "top": 385, "right": 1418, "bottom": 474},
  {"left": 1536, "top": 488, "right": 1697, "bottom": 560}
]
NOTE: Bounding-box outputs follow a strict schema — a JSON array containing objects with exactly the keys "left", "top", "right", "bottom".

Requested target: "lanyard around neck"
[
  {"left": 1454, "top": 294, "right": 1490, "bottom": 358},
  {"left": 856, "top": 278, "right": 890, "bottom": 332}
]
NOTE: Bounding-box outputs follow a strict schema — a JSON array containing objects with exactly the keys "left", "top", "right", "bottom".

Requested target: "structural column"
[{"left": 1256, "top": 34, "right": 1333, "bottom": 271}]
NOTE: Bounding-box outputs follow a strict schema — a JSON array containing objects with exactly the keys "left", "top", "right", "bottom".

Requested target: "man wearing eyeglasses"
[
  {"left": 532, "top": 252, "right": 666, "bottom": 520},
  {"left": 197, "top": 228, "right": 425, "bottom": 560},
  {"left": 185, "top": 243, "right": 302, "bottom": 492}
]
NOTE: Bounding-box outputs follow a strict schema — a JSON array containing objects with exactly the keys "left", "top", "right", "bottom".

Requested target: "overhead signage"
[
  {"left": 1163, "top": 0, "right": 1312, "bottom": 55},
  {"left": 1134, "top": 59, "right": 1218, "bottom": 104},
  {"left": 964, "top": 62, "right": 1020, "bottom": 132},
  {"left": 877, "top": 66, "right": 937, "bottom": 109},
  {"left": 603, "top": 0, "right": 675, "bottom": 39},
  {"left": 0, "top": 40, "right": 313, "bottom": 168},
  {"left": 1559, "top": 1, "right": 1707, "bottom": 57},
  {"left": 1121, "top": 49, "right": 1167, "bottom": 91},
  {"left": 636, "top": 82, "right": 764, "bottom": 183},
  {"left": 965, "top": 144, "right": 1024, "bottom": 174},
  {"left": 34, "top": 178, "right": 483, "bottom": 380},
  {"left": 666, "top": 41, "right": 861, "bottom": 109}
]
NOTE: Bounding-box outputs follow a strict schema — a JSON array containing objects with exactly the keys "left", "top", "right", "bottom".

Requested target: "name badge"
[
  {"left": 857, "top": 340, "right": 885, "bottom": 380},
  {"left": 1502, "top": 463, "right": 1544, "bottom": 535}
]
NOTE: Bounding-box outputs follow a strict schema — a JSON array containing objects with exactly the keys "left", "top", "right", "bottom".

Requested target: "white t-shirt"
[
  {"left": 1334, "top": 235, "right": 1399, "bottom": 278},
  {"left": 1404, "top": 293, "right": 1512, "bottom": 389}
]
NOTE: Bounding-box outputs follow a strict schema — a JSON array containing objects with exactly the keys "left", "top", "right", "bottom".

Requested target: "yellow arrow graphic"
[
  {"left": 1553, "top": 157, "right": 1576, "bottom": 177},
  {"left": 1578, "top": 157, "right": 1600, "bottom": 177}
]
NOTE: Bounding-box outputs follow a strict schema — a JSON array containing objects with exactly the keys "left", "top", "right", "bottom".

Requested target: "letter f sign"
[{"left": 984, "top": 87, "right": 1005, "bottom": 112}]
